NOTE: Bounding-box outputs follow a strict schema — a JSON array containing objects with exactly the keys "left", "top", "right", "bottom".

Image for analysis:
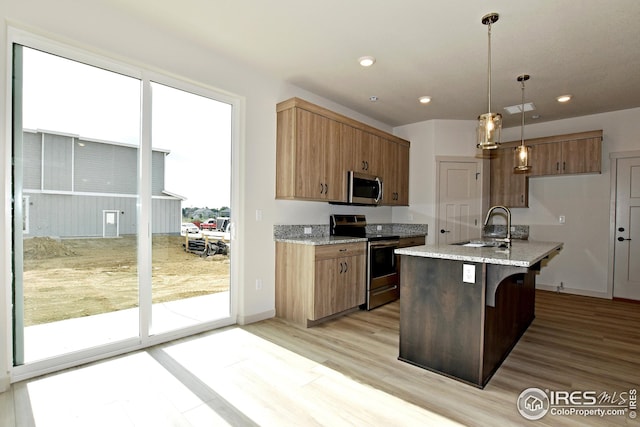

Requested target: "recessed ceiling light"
[
  {"left": 358, "top": 56, "right": 376, "bottom": 67},
  {"left": 418, "top": 96, "right": 432, "bottom": 104},
  {"left": 556, "top": 94, "right": 572, "bottom": 103},
  {"left": 369, "top": 96, "right": 379, "bottom": 102}
]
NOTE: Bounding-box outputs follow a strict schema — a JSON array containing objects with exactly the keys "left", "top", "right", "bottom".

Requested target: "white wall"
[
  {"left": 392, "top": 108, "right": 640, "bottom": 297},
  {"left": 392, "top": 120, "right": 479, "bottom": 242},
  {"left": 0, "top": 1, "right": 394, "bottom": 388}
]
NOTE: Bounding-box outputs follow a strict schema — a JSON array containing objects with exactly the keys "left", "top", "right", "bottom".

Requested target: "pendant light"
[
  {"left": 477, "top": 12, "right": 502, "bottom": 149},
  {"left": 514, "top": 74, "right": 532, "bottom": 171}
]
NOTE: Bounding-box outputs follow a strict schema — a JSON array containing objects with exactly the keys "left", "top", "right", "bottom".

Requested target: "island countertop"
[{"left": 395, "top": 239, "right": 563, "bottom": 267}]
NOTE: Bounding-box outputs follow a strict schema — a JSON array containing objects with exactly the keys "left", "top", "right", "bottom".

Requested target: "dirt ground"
[{"left": 22, "top": 235, "right": 230, "bottom": 326}]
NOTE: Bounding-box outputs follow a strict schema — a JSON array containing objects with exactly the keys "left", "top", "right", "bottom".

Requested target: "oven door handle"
[{"left": 369, "top": 241, "right": 399, "bottom": 249}]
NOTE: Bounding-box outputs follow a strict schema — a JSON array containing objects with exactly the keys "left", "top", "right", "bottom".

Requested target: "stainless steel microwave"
[{"left": 348, "top": 171, "right": 383, "bottom": 205}]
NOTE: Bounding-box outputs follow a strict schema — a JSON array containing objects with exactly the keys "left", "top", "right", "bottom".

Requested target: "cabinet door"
[
  {"left": 342, "top": 124, "right": 361, "bottom": 173},
  {"left": 382, "top": 140, "right": 409, "bottom": 206},
  {"left": 324, "top": 118, "right": 347, "bottom": 202},
  {"left": 382, "top": 139, "right": 399, "bottom": 205},
  {"left": 312, "top": 258, "right": 337, "bottom": 320},
  {"left": 295, "top": 109, "right": 327, "bottom": 200},
  {"left": 396, "top": 143, "right": 410, "bottom": 205},
  {"left": 529, "top": 142, "right": 562, "bottom": 176},
  {"left": 341, "top": 254, "right": 366, "bottom": 308},
  {"left": 312, "top": 254, "right": 364, "bottom": 319},
  {"left": 334, "top": 254, "right": 366, "bottom": 312},
  {"left": 490, "top": 147, "right": 528, "bottom": 208},
  {"left": 562, "top": 137, "right": 601, "bottom": 174},
  {"left": 357, "top": 132, "right": 382, "bottom": 176}
]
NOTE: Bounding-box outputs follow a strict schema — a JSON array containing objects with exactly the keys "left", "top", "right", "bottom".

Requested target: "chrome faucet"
[{"left": 483, "top": 205, "right": 512, "bottom": 247}]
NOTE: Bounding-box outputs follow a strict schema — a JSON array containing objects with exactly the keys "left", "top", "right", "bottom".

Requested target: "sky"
[{"left": 21, "top": 47, "right": 231, "bottom": 209}]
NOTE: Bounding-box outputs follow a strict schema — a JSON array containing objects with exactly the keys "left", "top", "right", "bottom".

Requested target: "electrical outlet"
[
  {"left": 559, "top": 215, "right": 566, "bottom": 224},
  {"left": 255, "top": 209, "right": 263, "bottom": 221},
  {"left": 463, "top": 264, "right": 475, "bottom": 283},
  {"left": 377, "top": 225, "right": 382, "bottom": 231},
  {"left": 255, "top": 279, "right": 263, "bottom": 290},
  {"left": 304, "top": 227, "right": 312, "bottom": 234}
]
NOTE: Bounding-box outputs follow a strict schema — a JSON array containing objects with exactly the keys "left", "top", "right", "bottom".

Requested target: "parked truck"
[{"left": 199, "top": 218, "right": 217, "bottom": 230}]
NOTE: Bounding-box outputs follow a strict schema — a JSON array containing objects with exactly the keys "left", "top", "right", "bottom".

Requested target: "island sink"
[{"left": 451, "top": 239, "right": 508, "bottom": 248}]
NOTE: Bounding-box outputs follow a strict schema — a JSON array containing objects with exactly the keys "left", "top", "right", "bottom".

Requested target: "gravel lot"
[{"left": 22, "top": 235, "right": 230, "bottom": 326}]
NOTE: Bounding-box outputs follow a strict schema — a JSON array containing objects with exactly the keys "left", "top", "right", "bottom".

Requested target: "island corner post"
[{"left": 398, "top": 255, "right": 540, "bottom": 388}]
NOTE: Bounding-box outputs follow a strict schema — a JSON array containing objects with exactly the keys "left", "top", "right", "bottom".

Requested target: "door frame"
[
  {"left": 435, "top": 156, "right": 490, "bottom": 244},
  {"left": 607, "top": 150, "right": 640, "bottom": 299},
  {"left": 102, "top": 209, "right": 120, "bottom": 238},
  {"left": 6, "top": 27, "right": 242, "bottom": 384}
]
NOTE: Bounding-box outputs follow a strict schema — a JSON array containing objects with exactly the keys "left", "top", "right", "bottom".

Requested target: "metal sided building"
[{"left": 21, "top": 129, "right": 183, "bottom": 238}]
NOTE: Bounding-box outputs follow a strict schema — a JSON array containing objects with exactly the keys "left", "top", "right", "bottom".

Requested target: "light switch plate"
[
  {"left": 463, "top": 264, "right": 476, "bottom": 283},
  {"left": 304, "top": 227, "right": 312, "bottom": 234}
]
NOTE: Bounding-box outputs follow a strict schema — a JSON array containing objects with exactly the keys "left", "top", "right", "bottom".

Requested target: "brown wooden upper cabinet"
[
  {"left": 489, "top": 130, "right": 602, "bottom": 208},
  {"left": 529, "top": 135, "right": 602, "bottom": 176},
  {"left": 276, "top": 98, "right": 410, "bottom": 206}
]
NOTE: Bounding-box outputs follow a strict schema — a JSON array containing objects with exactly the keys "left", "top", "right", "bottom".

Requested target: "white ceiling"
[{"left": 110, "top": 0, "right": 640, "bottom": 129}]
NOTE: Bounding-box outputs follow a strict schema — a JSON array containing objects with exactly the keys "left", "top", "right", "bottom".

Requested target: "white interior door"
[
  {"left": 613, "top": 156, "right": 640, "bottom": 300},
  {"left": 437, "top": 160, "right": 482, "bottom": 244}
]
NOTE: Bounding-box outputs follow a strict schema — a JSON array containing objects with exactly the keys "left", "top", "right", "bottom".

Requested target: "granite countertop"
[
  {"left": 395, "top": 240, "right": 563, "bottom": 267},
  {"left": 274, "top": 236, "right": 367, "bottom": 245},
  {"left": 275, "top": 232, "right": 427, "bottom": 246}
]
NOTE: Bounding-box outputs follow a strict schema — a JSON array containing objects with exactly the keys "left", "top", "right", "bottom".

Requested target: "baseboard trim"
[
  {"left": 237, "top": 309, "right": 275, "bottom": 325},
  {"left": 536, "top": 283, "right": 610, "bottom": 299}
]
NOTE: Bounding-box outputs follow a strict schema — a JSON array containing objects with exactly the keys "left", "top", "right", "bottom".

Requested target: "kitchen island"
[{"left": 395, "top": 240, "right": 562, "bottom": 388}]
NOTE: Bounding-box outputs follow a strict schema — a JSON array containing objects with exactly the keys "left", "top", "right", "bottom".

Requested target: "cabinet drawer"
[
  {"left": 398, "top": 236, "right": 425, "bottom": 248},
  {"left": 315, "top": 242, "right": 366, "bottom": 260}
]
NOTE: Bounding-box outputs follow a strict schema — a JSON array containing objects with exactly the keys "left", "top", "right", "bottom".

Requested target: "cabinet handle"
[
  {"left": 339, "top": 262, "right": 344, "bottom": 274},
  {"left": 362, "top": 161, "right": 366, "bottom": 170},
  {"left": 521, "top": 194, "right": 524, "bottom": 203},
  {"left": 320, "top": 183, "right": 324, "bottom": 194},
  {"left": 365, "top": 161, "right": 369, "bottom": 170},
  {"left": 339, "top": 248, "right": 347, "bottom": 252},
  {"left": 563, "top": 161, "right": 566, "bottom": 171},
  {"left": 556, "top": 162, "right": 559, "bottom": 171},
  {"left": 344, "top": 261, "right": 349, "bottom": 273}
]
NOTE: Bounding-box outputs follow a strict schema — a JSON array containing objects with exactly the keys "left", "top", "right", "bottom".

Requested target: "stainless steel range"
[{"left": 330, "top": 214, "right": 400, "bottom": 310}]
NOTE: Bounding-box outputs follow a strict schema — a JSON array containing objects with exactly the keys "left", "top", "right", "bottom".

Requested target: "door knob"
[
  {"left": 440, "top": 229, "right": 450, "bottom": 234},
  {"left": 617, "top": 237, "right": 631, "bottom": 242}
]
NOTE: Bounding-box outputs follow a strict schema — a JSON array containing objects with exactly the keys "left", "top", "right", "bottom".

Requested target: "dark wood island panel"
[{"left": 398, "top": 256, "right": 537, "bottom": 388}]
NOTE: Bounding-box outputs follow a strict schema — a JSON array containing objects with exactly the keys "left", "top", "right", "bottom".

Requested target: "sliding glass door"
[
  {"left": 150, "top": 82, "right": 232, "bottom": 335},
  {"left": 11, "top": 39, "right": 235, "bottom": 372},
  {"left": 13, "top": 45, "right": 142, "bottom": 363}
]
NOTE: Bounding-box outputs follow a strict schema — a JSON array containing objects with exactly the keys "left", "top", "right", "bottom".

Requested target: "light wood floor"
[{"left": 1, "top": 290, "right": 638, "bottom": 426}]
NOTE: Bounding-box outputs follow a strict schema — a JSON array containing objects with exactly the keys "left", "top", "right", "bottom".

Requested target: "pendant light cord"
[
  {"left": 521, "top": 79, "right": 525, "bottom": 144},
  {"left": 487, "top": 23, "right": 492, "bottom": 113}
]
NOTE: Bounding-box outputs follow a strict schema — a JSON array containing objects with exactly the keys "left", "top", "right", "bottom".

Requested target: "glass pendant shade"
[
  {"left": 477, "top": 13, "right": 502, "bottom": 150},
  {"left": 514, "top": 144, "right": 531, "bottom": 171},
  {"left": 514, "top": 73, "right": 532, "bottom": 171},
  {"left": 477, "top": 112, "right": 502, "bottom": 149}
]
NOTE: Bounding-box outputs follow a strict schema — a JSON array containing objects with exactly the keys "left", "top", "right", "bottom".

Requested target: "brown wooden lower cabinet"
[
  {"left": 398, "top": 255, "right": 536, "bottom": 388},
  {"left": 275, "top": 241, "right": 366, "bottom": 327}
]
